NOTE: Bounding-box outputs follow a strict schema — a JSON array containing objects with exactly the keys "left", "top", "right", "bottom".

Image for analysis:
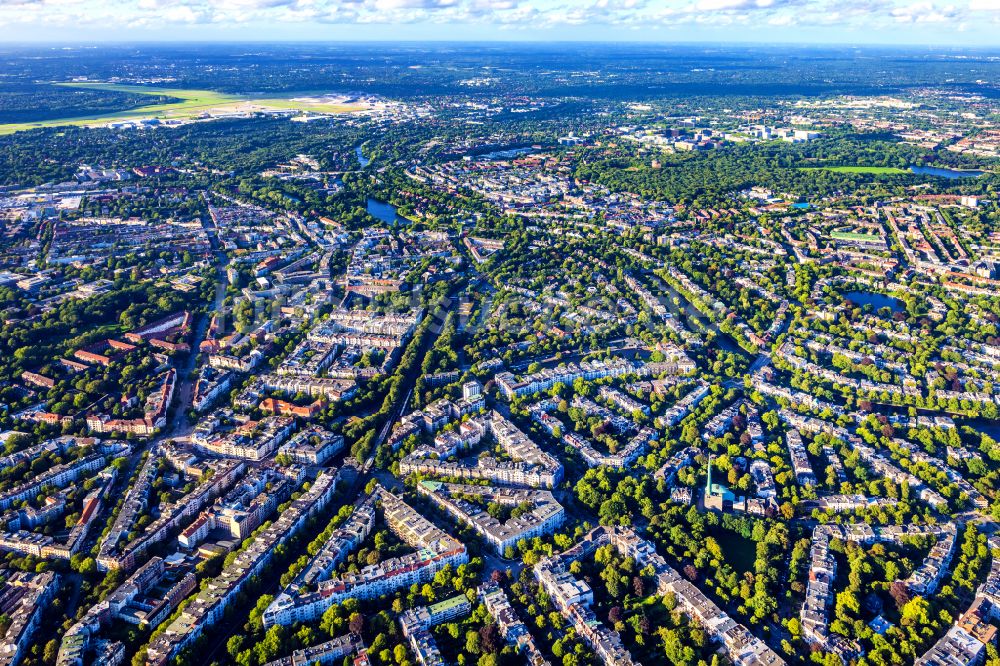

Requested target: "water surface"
[
  {"left": 910, "top": 165, "right": 983, "bottom": 179},
  {"left": 367, "top": 197, "right": 409, "bottom": 225},
  {"left": 844, "top": 290, "right": 904, "bottom": 313}
]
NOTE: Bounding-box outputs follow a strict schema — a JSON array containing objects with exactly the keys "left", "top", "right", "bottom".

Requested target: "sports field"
[{"left": 0, "top": 83, "right": 364, "bottom": 135}]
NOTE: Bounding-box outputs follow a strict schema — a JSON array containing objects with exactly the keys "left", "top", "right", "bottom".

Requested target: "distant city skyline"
[{"left": 2, "top": 0, "right": 999, "bottom": 46}]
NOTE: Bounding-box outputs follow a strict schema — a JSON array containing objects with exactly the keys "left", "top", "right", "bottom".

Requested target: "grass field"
[
  {"left": 800, "top": 165, "right": 910, "bottom": 175},
  {"left": 830, "top": 231, "right": 883, "bottom": 242},
  {"left": 0, "top": 83, "right": 364, "bottom": 136},
  {"left": 252, "top": 98, "right": 365, "bottom": 114}
]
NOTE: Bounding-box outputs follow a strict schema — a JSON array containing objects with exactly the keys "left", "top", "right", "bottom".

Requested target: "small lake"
[
  {"left": 844, "top": 290, "right": 904, "bottom": 313},
  {"left": 711, "top": 528, "right": 756, "bottom": 574},
  {"left": 366, "top": 198, "right": 409, "bottom": 225},
  {"left": 355, "top": 145, "right": 370, "bottom": 168},
  {"left": 910, "top": 165, "right": 984, "bottom": 179}
]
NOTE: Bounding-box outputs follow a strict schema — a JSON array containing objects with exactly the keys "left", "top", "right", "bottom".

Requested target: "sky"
[{"left": 2, "top": 0, "right": 999, "bottom": 46}]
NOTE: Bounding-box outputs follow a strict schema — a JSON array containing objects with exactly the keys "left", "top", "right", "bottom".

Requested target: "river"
[
  {"left": 355, "top": 145, "right": 370, "bottom": 168},
  {"left": 652, "top": 275, "right": 747, "bottom": 356},
  {"left": 959, "top": 417, "right": 1000, "bottom": 441}
]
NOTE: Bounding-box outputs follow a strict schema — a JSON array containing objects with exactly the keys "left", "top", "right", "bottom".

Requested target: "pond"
[
  {"left": 711, "top": 528, "right": 757, "bottom": 574},
  {"left": 909, "top": 165, "right": 984, "bottom": 179},
  {"left": 844, "top": 290, "right": 904, "bottom": 313},
  {"left": 366, "top": 198, "right": 409, "bottom": 225}
]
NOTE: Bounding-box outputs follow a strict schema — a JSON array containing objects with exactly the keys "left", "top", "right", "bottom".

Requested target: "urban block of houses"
[
  {"left": 0, "top": 452, "right": 109, "bottom": 511},
  {"left": 97, "top": 459, "right": 246, "bottom": 572},
  {"left": 388, "top": 389, "right": 486, "bottom": 450},
  {"left": 802, "top": 522, "right": 959, "bottom": 660},
  {"left": 261, "top": 633, "right": 367, "bottom": 666},
  {"left": 495, "top": 357, "right": 642, "bottom": 400},
  {"left": 146, "top": 470, "right": 339, "bottom": 665},
  {"left": 785, "top": 427, "right": 817, "bottom": 486},
  {"left": 193, "top": 366, "right": 234, "bottom": 413},
  {"left": 0, "top": 571, "right": 60, "bottom": 666},
  {"left": 192, "top": 414, "right": 296, "bottom": 462},
  {"left": 398, "top": 411, "right": 563, "bottom": 488},
  {"left": 178, "top": 468, "right": 290, "bottom": 549},
  {"left": 659, "top": 381, "right": 712, "bottom": 427},
  {"left": 417, "top": 481, "right": 565, "bottom": 555},
  {"left": 262, "top": 486, "right": 468, "bottom": 628},
  {"left": 398, "top": 595, "right": 472, "bottom": 666},
  {"left": 86, "top": 368, "right": 176, "bottom": 437},
  {"left": 478, "top": 582, "right": 550, "bottom": 666},
  {"left": 123, "top": 310, "right": 193, "bottom": 351},
  {"left": 535, "top": 525, "right": 784, "bottom": 666},
  {"left": 59, "top": 557, "right": 196, "bottom": 666},
  {"left": 277, "top": 426, "right": 345, "bottom": 465}
]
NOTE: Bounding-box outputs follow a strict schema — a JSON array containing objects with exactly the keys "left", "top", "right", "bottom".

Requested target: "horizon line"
[{"left": 1, "top": 38, "right": 999, "bottom": 50}]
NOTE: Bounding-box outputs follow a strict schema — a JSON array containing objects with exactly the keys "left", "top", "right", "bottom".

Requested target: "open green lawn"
[
  {"left": 800, "top": 165, "right": 910, "bottom": 174},
  {"left": 252, "top": 97, "right": 365, "bottom": 114},
  {"left": 0, "top": 83, "right": 363, "bottom": 136},
  {"left": 830, "top": 231, "right": 882, "bottom": 242},
  {"left": 59, "top": 83, "right": 240, "bottom": 108}
]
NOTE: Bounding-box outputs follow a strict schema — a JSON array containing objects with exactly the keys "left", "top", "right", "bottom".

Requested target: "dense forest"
[{"left": 575, "top": 134, "right": 1000, "bottom": 206}]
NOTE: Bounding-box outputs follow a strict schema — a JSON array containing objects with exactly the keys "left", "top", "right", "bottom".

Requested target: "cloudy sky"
[{"left": 2, "top": 0, "right": 999, "bottom": 45}]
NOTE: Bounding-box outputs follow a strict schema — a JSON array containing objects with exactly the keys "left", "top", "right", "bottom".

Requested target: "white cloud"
[
  {"left": 890, "top": 1, "right": 959, "bottom": 22},
  {"left": 374, "top": 0, "right": 456, "bottom": 9},
  {"left": 696, "top": 0, "right": 759, "bottom": 9},
  {"left": 0, "top": 0, "right": 995, "bottom": 37},
  {"left": 768, "top": 12, "right": 797, "bottom": 24},
  {"left": 161, "top": 4, "right": 206, "bottom": 22}
]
